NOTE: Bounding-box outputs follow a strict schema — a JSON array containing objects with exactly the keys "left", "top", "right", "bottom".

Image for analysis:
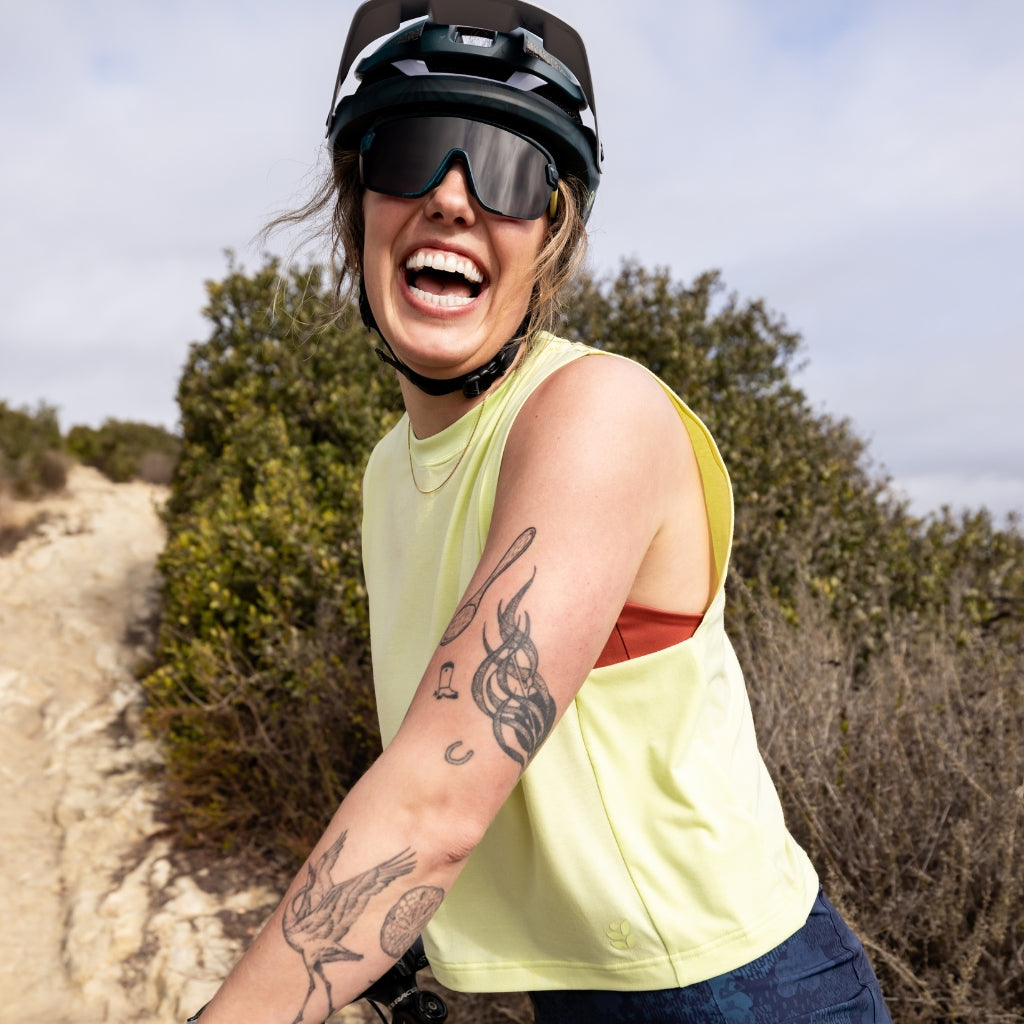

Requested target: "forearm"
[{"left": 194, "top": 755, "right": 467, "bottom": 1024}]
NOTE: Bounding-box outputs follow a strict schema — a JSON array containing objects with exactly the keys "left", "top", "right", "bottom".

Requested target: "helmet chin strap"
[
  {"left": 374, "top": 337, "right": 523, "bottom": 399},
  {"left": 360, "top": 278, "right": 526, "bottom": 400}
]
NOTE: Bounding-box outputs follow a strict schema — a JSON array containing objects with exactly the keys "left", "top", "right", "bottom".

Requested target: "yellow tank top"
[{"left": 361, "top": 334, "right": 818, "bottom": 992}]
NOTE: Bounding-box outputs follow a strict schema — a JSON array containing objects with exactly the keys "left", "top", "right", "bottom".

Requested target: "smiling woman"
[
  {"left": 192, "top": 3, "right": 892, "bottom": 1023},
  {"left": 361, "top": 160, "right": 550, "bottom": 415}
]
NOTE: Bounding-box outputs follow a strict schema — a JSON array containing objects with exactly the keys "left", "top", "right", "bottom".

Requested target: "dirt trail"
[{"left": 0, "top": 467, "right": 283, "bottom": 1023}]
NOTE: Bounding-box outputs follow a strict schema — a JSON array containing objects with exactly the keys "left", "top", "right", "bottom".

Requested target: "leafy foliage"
[
  {"left": 66, "top": 418, "right": 182, "bottom": 484},
  {"left": 0, "top": 400, "right": 68, "bottom": 496},
  {"left": 562, "top": 263, "right": 1024, "bottom": 656},
  {"left": 563, "top": 264, "right": 913, "bottom": 649},
  {"left": 147, "top": 255, "right": 1024, "bottom": 1020},
  {"left": 144, "top": 256, "right": 401, "bottom": 857}
]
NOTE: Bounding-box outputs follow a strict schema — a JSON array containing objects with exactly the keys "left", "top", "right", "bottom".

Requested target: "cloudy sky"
[{"left": 2, "top": 0, "right": 1022, "bottom": 521}]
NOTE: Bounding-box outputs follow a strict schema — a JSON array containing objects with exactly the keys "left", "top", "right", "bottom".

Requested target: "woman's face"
[{"left": 362, "top": 161, "right": 548, "bottom": 383}]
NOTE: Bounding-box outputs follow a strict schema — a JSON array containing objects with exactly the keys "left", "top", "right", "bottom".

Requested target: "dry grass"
[
  {"left": 731, "top": 573, "right": 1024, "bottom": 1023},
  {"left": 0, "top": 448, "right": 69, "bottom": 500},
  {"left": 0, "top": 486, "right": 53, "bottom": 555}
]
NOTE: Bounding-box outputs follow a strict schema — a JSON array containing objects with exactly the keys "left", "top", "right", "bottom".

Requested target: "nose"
[{"left": 424, "top": 160, "right": 477, "bottom": 224}]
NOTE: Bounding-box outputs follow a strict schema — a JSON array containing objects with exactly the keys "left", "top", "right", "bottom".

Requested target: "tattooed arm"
[{"left": 196, "top": 355, "right": 711, "bottom": 1023}]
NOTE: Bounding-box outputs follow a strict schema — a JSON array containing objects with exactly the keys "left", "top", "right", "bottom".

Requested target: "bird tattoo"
[{"left": 282, "top": 831, "right": 416, "bottom": 1024}]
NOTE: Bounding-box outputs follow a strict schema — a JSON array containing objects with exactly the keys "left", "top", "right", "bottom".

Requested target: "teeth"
[
  {"left": 405, "top": 250, "right": 484, "bottom": 284},
  {"left": 408, "top": 285, "right": 475, "bottom": 308}
]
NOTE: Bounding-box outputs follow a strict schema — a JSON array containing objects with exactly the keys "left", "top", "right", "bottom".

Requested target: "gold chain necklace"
[{"left": 407, "top": 396, "right": 487, "bottom": 494}]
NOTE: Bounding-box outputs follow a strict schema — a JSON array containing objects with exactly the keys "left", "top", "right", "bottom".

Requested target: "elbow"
[
  {"left": 384, "top": 767, "right": 491, "bottom": 871},
  {"left": 443, "top": 826, "right": 483, "bottom": 866},
  {"left": 381, "top": 731, "right": 510, "bottom": 871},
  {"left": 407, "top": 778, "right": 492, "bottom": 868},
  {"left": 436, "top": 812, "right": 488, "bottom": 867}
]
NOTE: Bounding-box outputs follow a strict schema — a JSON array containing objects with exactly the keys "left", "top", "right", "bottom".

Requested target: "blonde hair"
[{"left": 264, "top": 150, "right": 589, "bottom": 343}]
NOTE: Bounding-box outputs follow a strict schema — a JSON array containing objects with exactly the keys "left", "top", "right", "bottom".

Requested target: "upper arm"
[{"left": 380, "top": 354, "right": 709, "bottom": 852}]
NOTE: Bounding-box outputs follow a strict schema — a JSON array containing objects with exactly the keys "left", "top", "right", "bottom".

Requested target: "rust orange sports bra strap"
[{"left": 595, "top": 600, "right": 703, "bottom": 668}]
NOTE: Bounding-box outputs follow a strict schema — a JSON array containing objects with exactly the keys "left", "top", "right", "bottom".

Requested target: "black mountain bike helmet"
[{"left": 325, "top": 0, "right": 602, "bottom": 221}]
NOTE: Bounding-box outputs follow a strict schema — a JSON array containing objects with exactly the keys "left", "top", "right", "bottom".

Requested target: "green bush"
[
  {"left": 563, "top": 264, "right": 915, "bottom": 652},
  {"left": 66, "top": 418, "right": 181, "bottom": 484},
  {"left": 148, "top": 256, "right": 1024, "bottom": 1020},
  {"left": 144, "top": 256, "right": 401, "bottom": 857},
  {"left": 0, "top": 400, "right": 68, "bottom": 497}
]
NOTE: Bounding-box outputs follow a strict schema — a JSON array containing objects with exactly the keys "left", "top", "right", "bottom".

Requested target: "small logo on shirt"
[{"left": 606, "top": 920, "right": 636, "bottom": 950}]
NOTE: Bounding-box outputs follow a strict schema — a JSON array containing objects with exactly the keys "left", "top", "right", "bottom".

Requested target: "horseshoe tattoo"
[{"left": 445, "top": 741, "right": 474, "bottom": 766}]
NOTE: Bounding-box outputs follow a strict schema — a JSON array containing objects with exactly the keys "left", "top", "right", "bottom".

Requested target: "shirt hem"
[{"left": 428, "top": 876, "right": 819, "bottom": 994}]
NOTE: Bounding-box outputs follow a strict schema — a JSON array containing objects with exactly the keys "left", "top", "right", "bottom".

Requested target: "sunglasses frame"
[{"left": 359, "top": 115, "right": 560, "bottom": 220}]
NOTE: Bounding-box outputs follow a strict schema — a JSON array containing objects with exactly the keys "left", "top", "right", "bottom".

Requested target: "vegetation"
[
  {"left": 1, "top": 401, "right": 180, "bottom": 556},
  {"left": 0, "top": 400, "right": 68, "bottom": 497},
  {"left": 0, "top": 399, "right": 180, "bottom": 497},
  {"left": 66, "top": 418, "right": 182, "bottom": 485},
  {"left": 144, "top": 257, "right": 402, "bottom": 860},
  {"left": 732, "top": 575, "right": 1022, "bottom": 1024},
  {"left": 144, "top": 256, "right": 1023, "bottom": 1021}
]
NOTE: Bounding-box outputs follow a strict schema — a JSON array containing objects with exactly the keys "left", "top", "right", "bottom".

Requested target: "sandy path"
[
  {"left": 0, "top": 467, "right": 282, "bottom": 1023},
  {"left": 0, "top": 467, "right": 383, "bottom": 1024}
]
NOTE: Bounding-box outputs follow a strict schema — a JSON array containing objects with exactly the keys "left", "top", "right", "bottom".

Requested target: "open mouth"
[{"left": 405, "top": 250, "right": 485, "bottom": 308}]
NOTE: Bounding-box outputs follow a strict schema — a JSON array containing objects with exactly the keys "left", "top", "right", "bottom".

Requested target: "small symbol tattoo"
[
  {"left": 445, "top": 741, "right": 474, "bottom": 766},
  {"left": 433, "top": 661, "right": 458, "bottom": 700}
]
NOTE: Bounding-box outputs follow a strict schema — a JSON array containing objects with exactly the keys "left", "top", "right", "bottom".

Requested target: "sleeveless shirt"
[{"left": 361, "top": 333, "right": 818, "bottom": 992}]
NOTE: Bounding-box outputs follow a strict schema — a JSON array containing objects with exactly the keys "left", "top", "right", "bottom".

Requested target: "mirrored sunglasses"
[{"left": 359, "top": 116, "right": 559, "bottom": 220}]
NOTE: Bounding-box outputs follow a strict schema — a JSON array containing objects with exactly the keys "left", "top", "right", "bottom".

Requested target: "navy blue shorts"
[{"left": 529, "top": 889, "right": 891, "bottom": 1023}]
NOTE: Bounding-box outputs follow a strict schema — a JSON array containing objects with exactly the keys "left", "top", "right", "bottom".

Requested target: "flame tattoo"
[{"left": 472, "top": 572, "right": 555, "bottom": 768}]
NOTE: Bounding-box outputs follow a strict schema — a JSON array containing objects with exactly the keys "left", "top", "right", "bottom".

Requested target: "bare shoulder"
[
  {"left": 501, "top": 348, "right": 698, "bottom": 527},
  {"left": 514, "top": 350, "right": 682, "bottom": 442},
  {"left": 503, "top": 348, "right": 712, "bottom": 613}
]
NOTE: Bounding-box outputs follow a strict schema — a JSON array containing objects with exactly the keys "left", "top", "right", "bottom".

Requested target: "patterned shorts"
[{"left": 529, "top": 889, "right": 892, "bottom": 1023}]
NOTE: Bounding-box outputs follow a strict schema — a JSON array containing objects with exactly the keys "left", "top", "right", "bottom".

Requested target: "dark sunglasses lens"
[
  {"left": 362, "top": 117, "right": 554, "bottom": 219},
  {"left": 361, "top": 119, "right": 447, "bottom": 197}
]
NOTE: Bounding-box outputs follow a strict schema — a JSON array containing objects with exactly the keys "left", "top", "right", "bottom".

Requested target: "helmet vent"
[
  {"left": 393, "top": 58, "right": 430, "bottom": 77},
  {"left": 325, "top": 1, "right": 603, "bottom": 208},
  {"left": 505, "top": 71, "right": 547, "bottom": 93},
  {"left": 453, "top": 27, "right": 496, "bottom": 48},
  {"left": 521, "top": 32, "right": 569, "bottom": 78}
]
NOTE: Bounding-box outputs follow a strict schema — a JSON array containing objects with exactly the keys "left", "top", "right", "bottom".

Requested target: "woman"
[{"left": 192, "top": 1, "right": 892, "bottom": 1021}]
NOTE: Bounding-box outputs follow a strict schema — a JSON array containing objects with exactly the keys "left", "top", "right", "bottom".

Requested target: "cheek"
[
  {"left": 361, "top": 240, "right": 383, "bottom": 312},
  {"left": 362, "top": 193, "right": 401, "bottom": 259},
  {"left": 361, "top": 198, "right": 396, "bottom": 302},
  {"left": 499, "top": 221, "right": 548, "bottom": 291}
]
